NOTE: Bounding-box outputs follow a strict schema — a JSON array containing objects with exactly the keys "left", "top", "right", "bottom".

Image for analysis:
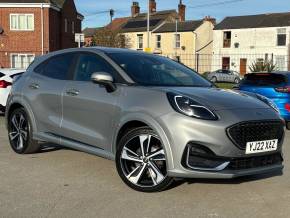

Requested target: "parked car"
[
  {"left": 238, "top": 72, "right": 290, "bottom": 130},
  {"left": 0, "top": 69, "right": 24, "bottom": 112},
  {"left": 5, "top": 48, "right": 285, "bottom": 192},
  {"left": 208, "top": 69, "right": 242, "bottom": 84}
]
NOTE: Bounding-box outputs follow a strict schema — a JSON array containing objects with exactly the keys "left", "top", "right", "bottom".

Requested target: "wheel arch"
[
  {"left": 6, "top": 99, "right": 37, "bottom": 135},
  {"left": 113, "top": 114, "right": 174, "bottom": 170}
]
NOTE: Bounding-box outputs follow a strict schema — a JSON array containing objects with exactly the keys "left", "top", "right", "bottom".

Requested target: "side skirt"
[{"left": 33, "top": 132, "right": 115, "bottom": 161}]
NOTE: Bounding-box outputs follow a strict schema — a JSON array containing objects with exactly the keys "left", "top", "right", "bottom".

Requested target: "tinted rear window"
[
  {"left": 241, "top": 73, "right": 287, "bottom": 86},
  {"left": 35, "top": 53, "right": 75, "bottom": 80}
]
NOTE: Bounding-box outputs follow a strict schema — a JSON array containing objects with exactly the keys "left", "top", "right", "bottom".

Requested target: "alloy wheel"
[
  {"left": 120, "top": 134, "right": 167, "bottom": 188},
  {"left": 9, "top": 112, "right": 28, "bottom": 151}
]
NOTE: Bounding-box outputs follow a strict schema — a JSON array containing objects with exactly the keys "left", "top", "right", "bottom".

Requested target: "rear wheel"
[
  {"left": 8, "top": 108, "right": 40, "bottom": 154},
  {"left": 210, "top": 76, "right": 217, "bottom": 83},
  {"left": 287, "top": 122, "right": 290, "bottom": 130},
  {"left": 116, "top": 127, "right": 173, "bottom": 192}
]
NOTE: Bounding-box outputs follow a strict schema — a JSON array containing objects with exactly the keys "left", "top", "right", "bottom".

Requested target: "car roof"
[
  {"left": 90, "top": 46, "right": 139, "bottom": 54},
  {"left": 41, "top": 47, "right": 149, "bottom": 57}
]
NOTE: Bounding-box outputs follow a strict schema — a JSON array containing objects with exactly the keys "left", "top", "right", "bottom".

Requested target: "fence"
[
  {"left": 1, "top": 51, "right": 290, "bottom": 75},
  {"left": 160, "top": 53, "right": 290, "bottom": 74}
]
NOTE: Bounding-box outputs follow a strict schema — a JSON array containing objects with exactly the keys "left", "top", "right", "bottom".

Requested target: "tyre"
[
  {"left": 210, "top": 76, "right": 217, "bottom": 83},
  {"left": 116, "top": 127, "right": 173, "bottom": 192},
  {"left": 287, "top": 122, "right": 290, "bottom": 130},
  {"left": 234, "top": 78, "right": 240, "bottom": 84},
  {"left": 8, "top": 108, "right": 40, "bottom": 154}
]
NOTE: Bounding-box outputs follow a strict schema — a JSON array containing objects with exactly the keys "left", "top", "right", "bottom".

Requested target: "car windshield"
[
  {"left": 241, "top": 73, "right": 287, "bottom": 86},
  {"left": 108, "top": 52, "right": 212, "bottom": 87}
]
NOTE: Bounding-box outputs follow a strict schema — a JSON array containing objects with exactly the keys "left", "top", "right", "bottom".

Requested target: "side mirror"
[{"left": 91, "top": 72, "right": 117, "bottom": 93}]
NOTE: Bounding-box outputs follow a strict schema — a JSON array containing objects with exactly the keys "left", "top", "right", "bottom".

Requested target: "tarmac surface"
[{"left": 0, "top": 115, "right": 289, "bottom": 218}]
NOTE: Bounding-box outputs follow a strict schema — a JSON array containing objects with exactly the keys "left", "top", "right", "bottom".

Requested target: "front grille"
[
  {"left": 227, "top": 120, "right": 284, "bottom": 149},
  {"left": 227, "top": 153, "right": 283, "bottom": 170}
]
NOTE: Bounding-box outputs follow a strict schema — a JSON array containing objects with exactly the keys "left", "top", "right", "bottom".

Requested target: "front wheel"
[
  {"left": 234, "top": 78, "right": 240, "bottom": 84},
  {"left": 116, "top": 127, "right": 173, "bottom": 192},
  {"left": 8, "top": 108, "right": 40, "bottom": 154}
]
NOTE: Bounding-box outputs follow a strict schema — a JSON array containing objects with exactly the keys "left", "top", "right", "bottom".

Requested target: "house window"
[
  {"left": 277, "top": 28, "right": 286, "bottom": 46},
  {"left": 11, "top": 54, "right": 35, "bottom": 69},
  {"left": 223, "top": 31, "right": 231, "bottom": 48},
  {"left": 72, "top": 21, "right": 75, "bottom": 34},
  {"left": 137, "top": 34, "right": 143, "bottom": 50},
  {"left": 175, "top": 34, "right": 181, "bottom": 48},
  {"left": 65, "top": 19, "right": 68, "bottom": 33},
  {"left": 10, "top": 14, "right": 34, "bottom": 31},
  {"left": 156, "top": 35, "right": 161, "bottom": 49}
]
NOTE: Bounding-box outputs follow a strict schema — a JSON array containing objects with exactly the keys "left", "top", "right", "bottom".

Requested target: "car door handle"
[
  {"left": 29, "top": 83, "right": 40, "bottom": 89},
  {"left": 66, "top": 89, "right": 79, "bottom": 96}
]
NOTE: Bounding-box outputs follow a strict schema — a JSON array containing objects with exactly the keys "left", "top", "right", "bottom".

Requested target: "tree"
[
  {"left": 91, "top": 28, "right": 131, "bottom": 48},
  {"left": 249, "top": 60, "right": 277, "bottom": 73}
]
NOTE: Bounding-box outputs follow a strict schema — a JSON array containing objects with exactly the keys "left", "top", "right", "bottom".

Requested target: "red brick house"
[{"left": 0, "top": 0, "right": 83, "bottom": 69}]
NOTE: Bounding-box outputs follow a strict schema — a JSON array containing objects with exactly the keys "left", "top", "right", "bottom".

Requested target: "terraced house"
[
  {"left": 0, "top": 0, "right": 83, "bottom": 69},
  {"left": 212, "top": 12, "right": 290, "bottom": 75},
  {"left": 119, "top": 0, "right": 215, "bottom": 73}
]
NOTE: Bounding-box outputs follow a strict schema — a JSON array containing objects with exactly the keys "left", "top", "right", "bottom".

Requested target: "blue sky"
[{"left": 75, "top": 0, "right": 290, "bottom": 28}]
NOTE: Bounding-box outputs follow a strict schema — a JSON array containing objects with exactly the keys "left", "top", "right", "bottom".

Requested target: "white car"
[{"left": 0, "top": 69, "right": 24, "bottom": 112}]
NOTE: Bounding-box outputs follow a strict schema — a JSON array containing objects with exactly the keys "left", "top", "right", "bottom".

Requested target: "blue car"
[{"left": 238, "top": 72, "right": 290, "bottom": 130}]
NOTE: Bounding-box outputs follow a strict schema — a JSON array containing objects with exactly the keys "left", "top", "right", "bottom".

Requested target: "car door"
[
  {"left": 23, "top": 53, "right": 76, "bottom": 135},
  {"left": 216, "top": 70, "right": 223, "bottom": 82},
  {"left": 60, "top": 52, "right": 122, "bottom": 151},
  {"left": 222, "top": 70, "right": 231, "bottom": 82}
]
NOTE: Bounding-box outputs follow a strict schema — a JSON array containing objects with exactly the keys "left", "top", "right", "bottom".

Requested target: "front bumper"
[
  {"left": 168, "top": 164, "right": 284, "bottom": 179},
  {"left": 157, "top": 108, "right": 285, "bottom": 179}
]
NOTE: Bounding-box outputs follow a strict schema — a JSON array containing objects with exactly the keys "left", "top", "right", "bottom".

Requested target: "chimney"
[
  {"left": 131, "top": 2, "right": 140, "bottom": 17},
  {"left": 178, "top": 0, "right": 186, "bottom": 22},
  {"left": 149, "top": 0, "right": 156, "bottom": 13},
  {"left": 203, "top": 16, "right": 216, "bottom": 25}
]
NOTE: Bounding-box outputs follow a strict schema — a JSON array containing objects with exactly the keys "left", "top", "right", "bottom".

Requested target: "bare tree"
[{"left": 91, "top": 28, "right": 130, "bottom": 48}]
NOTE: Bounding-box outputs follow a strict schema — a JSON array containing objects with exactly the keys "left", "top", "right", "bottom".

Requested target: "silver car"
[
  {"left": 6, "top": 48, "right": 285, "bottom": 192},
  {"left": 208, "top": 69, "right": 242, "bottom": 84}
]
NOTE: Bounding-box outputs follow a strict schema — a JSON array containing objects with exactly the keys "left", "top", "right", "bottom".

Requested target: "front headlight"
[
  {"left": 167, "top": 92, "right": 218, "bottom": 120},
  {"left": 256, "top": 94, "right": 279, "bottom": 113}
]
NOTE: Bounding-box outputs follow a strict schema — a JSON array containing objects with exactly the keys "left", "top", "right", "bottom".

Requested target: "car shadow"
[
  {"left": 37, "top": 143, "right": 73, "bottom": 153},
  {"left": 166, "top": 170, "right": 283, "bottom": 191}
]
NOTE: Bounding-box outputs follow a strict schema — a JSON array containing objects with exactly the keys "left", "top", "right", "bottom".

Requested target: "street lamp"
[
  {"left": 146, "top": 0, "right": 150, "bottom": 52},
  {"left": 175, "top": 18, "right": 178, "bottom": 58}
]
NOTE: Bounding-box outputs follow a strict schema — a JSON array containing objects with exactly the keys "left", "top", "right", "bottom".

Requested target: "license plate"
[{"left": 246, "top": 139, "right": 278, "bottom": 154}]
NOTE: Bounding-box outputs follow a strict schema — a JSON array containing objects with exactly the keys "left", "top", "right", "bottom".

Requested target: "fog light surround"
[{"left": 184, "top": 144, "right": 230, "bottom": 171}]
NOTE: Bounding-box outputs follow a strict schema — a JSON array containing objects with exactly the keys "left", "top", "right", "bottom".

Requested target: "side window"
[
  {"left": 74, "top": 53, "right": 119, "bottom": 82},
  {"left": 35, "top": 53, "right": 75, "bottom": 80}
]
